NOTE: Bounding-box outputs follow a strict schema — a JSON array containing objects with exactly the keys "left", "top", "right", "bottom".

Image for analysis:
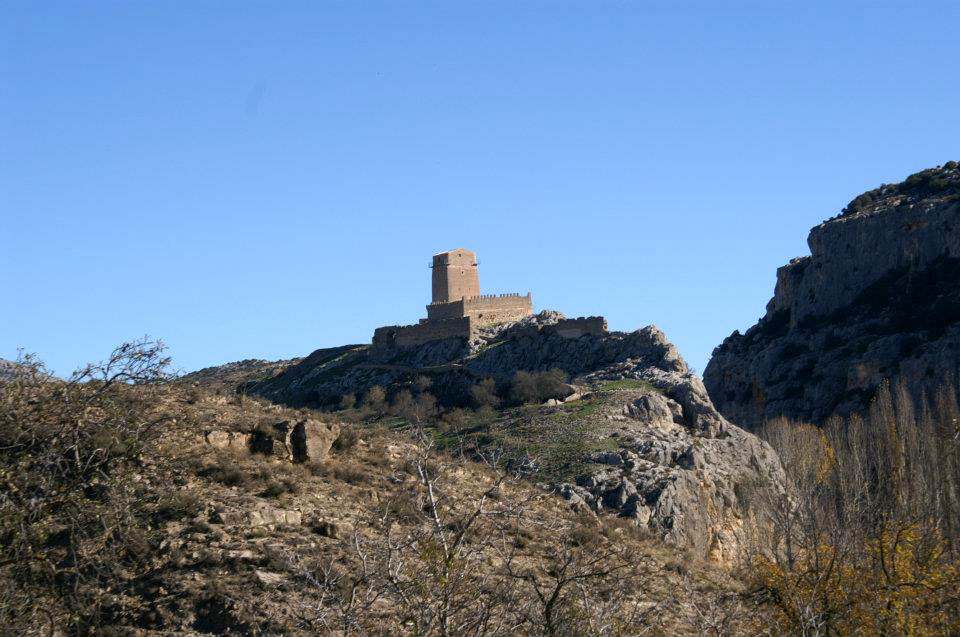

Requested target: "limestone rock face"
[
  {"left": 557, "top": 386, "right": 787, "bottom": 563},
  {"left": 705, "top": 163, "right": 960, "bottom": 428}
]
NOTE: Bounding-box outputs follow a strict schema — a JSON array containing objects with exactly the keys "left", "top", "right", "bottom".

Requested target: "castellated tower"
[
  {"left": 431, "top": 249, "right": 480, "bottom": 303},
  {"left": 372, "top": 248, "right": 534, "bottom": 350}
]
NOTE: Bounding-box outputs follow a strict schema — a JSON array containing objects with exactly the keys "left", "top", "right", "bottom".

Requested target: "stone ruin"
[{"left": 373, "top": 249, "right": 610, "bottom": 350}]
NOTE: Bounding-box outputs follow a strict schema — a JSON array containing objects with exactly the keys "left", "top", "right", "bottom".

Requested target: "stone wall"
[
  {"left": 373, "top": 317, "right": 473, "bottom": 350},
  {"left": 425, "top": 298, "right": 466, "bottom": 321},
  {"left": 546, "top": 316, "right": 608, "bottom": 338},
  {"left": 431, "top": 249, "right": 480, "bottom": 304},
  {"left": 427, "top": 293, "right": 533, "bottom": 326}
]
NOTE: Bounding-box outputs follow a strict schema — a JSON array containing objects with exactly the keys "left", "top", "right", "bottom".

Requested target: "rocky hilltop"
[
  {"left": 705, "top": 162, "right": 960, "bottom": 428},
  {"left": 245, "top": 312, "right": 787, "bottom": 562},
  {"left": 249, "top": 312, "right": 732, "bottom": 437}
]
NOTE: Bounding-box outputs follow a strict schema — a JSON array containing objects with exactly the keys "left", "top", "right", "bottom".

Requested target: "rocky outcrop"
[
  {"left": 248, "top": 313, "right": 786, "bottom": 559},
  {"left": 705, "top": 162, "right": 960, "bottom": 428},
  {"left": 248, "top": 311, "right": 724, "bottom": 435},
  {"left": 206, "top": 419, "right": 340, "bottom": 463},
  {"left": 556, "top": 396, "right": 785, "bottom": 562}
]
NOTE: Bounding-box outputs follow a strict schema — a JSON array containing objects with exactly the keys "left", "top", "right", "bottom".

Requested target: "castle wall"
[
  {"left": 426, "top": 299, "right": 465, "bottom": 321},
  {"left": 463, "top": 293, "right": 533, "bottom": 326},
  {"left": 431, "top": 249, "right": 479, "bottom": 303},
  {"left": 426, "top": 293, "right": 532, "bottom": 326},
  {"left": 373, "top": 317, "right": 473, "bottom": 350},
  {"left": 547, "top": 316, "right": 608, "bottom": 339}
]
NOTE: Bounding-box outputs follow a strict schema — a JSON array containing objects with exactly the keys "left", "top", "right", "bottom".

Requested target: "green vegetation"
[
  {"left": 597, "top": 378, "right": 658, "bottom": 393},
  {"left": 430, "top": 398, "right": 617, "bottom": 484},
  {"left": 508, "top": 368, "right": 570, "bottom": 405},
  {"left": 334, "top": 371, "right": 620, "bottom": 484}
]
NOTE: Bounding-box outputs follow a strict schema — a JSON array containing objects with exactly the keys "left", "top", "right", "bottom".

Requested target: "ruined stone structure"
[
  {"left": 373, "top": 317, "right": 473, "bottom": 350},
  {"left": 546, "top": 316, "right": 609, "bottom": 339},
  {"left": 373, "top": 249, "right": 533, "bottom": 349}
]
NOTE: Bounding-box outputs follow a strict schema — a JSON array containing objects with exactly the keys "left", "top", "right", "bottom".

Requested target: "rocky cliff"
[{"left": 705, "top": 162, "right": 960, "bottom": 429}]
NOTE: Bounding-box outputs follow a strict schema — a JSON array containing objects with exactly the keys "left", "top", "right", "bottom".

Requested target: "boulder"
[
  {"left": 205, "top": 430, "right": 251, "bottom": 451},
  {"left": 205, "top": 419, "right": 339, "bottom": 464},
  {"left": 254, "top": 570, "right": 284, "bottom": 587},
  {"left": 623, "top": 392, "right": 682, "bottom": 425},
  {"left": 290, "top": 419, "right": 339, "bottom": 463}
]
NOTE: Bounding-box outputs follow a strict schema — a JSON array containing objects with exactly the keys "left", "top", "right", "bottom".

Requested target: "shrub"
[
  {"left": 332, "top": 426, "right": 360, "bottom": 452},
  {"left": 260, "top": 478, "right": 298, "bottom": 498},
  {"left": 338, "top": 393, "right": 356, "bottom": 410},
  {"left": 470, "top": 378, "right": 501, "bottom": 408},
  {"left": 361, "top": 385, "right": 386, "bottom": 415},
  {"left": 413, "top": 375, "right": 432, "bottom": 393},
  {"left": 0, "top": 339, "right": 174, "bottom": 633},
  {"left": 391, "top": 390, "right": 437, "bottom": 425},
  {"left": 154, "top": 489, "right": 204, "bottom": 521},
  {"left": 440, "top": 407, "right": 474, "bottom": 429},
  {"left": 510, "top": 371, "right": 539, "bottom": 404},
  {"left": 209, "top": 466, "right": 248, "bottom": 487},
  {"left": 307, "top": 459, "right": 371, "bottom": 485},
  {"left": 509, "top": 368, "right": 569, "bottom": 405}
]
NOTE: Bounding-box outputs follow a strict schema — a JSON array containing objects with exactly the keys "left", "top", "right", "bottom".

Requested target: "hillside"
[
  {"left": 180, "top": 357, "right": 302, "bottom": 391},
  {"left": 705, "top": 162, "right": 960, "bottom": 428},
  {"left": 4, "top": 315, "right": 959, "bottom": 632},
  {"left": 0, "top": 344, "right": 759, "bottom": 635},
  {"left": 239, "top": 312, "right": 787, "bottom": 562}
]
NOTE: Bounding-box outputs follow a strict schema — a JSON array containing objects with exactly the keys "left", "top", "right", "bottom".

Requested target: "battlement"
[
  {"left": 434, "top": 292, "right": 529, "bottom": 304},
  {"left": 546, "top": 316, "right": 608, "bottom": 339}
]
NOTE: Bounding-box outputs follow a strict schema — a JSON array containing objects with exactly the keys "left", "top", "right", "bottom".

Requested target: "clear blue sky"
[{"left": 3, "top": 2, "right": 958, "bottom": 377}]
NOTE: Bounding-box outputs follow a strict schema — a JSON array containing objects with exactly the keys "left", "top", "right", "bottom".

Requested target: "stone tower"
[{"left": 431, "top": 249, "right": 480, "bottom": 303}]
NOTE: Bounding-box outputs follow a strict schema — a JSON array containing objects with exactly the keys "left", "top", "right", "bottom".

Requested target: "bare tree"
[{"left": 751, "top": 381, "right": 960, "bottom": 634}]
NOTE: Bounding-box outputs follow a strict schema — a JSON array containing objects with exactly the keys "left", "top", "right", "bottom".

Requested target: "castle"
[{"left": 373, "top": 249, "right": 534, "bottom": 349}]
